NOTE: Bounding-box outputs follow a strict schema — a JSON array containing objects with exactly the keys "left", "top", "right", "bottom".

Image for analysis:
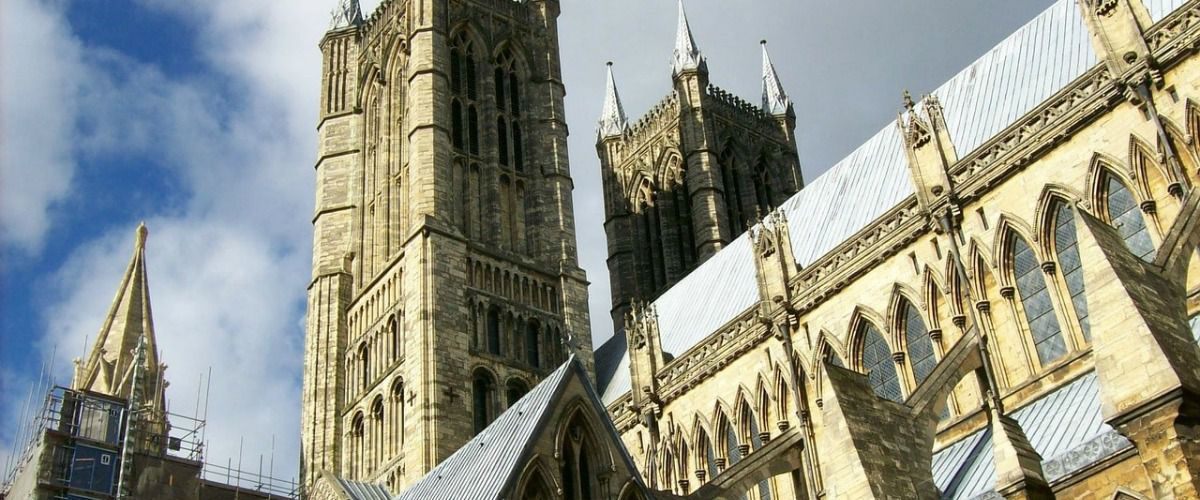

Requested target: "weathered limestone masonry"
[
  {"left": 301, "top": 0, "right": 592, "bottom": 495},
  {"left": 599, "top": 0, "right": 1200, "bottom": 498},
  {"left": 596, "top": 7, "right": 804, "bottom": 330}
]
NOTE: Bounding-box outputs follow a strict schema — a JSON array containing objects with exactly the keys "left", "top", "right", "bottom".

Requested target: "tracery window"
[
  {"left": 472, "top": 370, "right": 496, "bottom": 434},
  {"left": 859, "top": 321, "right": 902, "bottom": 402},
  {"left": 902, "top": 301, "right": 936, "bottom": 387},
  {"left": 1103, "top": 174, "right": 1156, "bottom": 261},
  {"left": 1011, "top": 234, "right": 1067, "bottom": 365},
  {"left": 495, "top": 49, "right": 525, "bottom": 172},
  {"left": 449, "top": 32, "right": 479, "bottom": 155},
  {"left": 560, "top": 416, "right": 597, "bottom": 500},
  {"left": 1051, "top": 201, "right": 1090, "bottom": 339}
]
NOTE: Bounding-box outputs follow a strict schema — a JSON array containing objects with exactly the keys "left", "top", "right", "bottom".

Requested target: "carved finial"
[{"left": 902, "top": 90, "right": 915, "bottom": 112}]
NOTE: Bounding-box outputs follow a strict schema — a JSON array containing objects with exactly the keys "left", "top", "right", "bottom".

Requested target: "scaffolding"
[{"left": 1, "top": 386, "right": 297, "bottom": 499}]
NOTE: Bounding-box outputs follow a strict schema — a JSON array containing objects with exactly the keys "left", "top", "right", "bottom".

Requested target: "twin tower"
[{"left": 300, "top": 0, "right": 801, "bottom": 494}]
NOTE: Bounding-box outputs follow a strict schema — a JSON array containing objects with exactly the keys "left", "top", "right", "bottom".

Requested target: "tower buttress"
[{"left": 301, "top": 14, "right": 362, "bottom": 490}]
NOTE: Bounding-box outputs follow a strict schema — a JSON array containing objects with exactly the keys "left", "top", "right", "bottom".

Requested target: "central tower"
[{"left": 301, "top": 0, "right": 592, "bottom": 494}]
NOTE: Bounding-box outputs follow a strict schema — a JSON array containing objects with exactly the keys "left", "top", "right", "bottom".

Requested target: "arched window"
[
  {"left": 859, "top": 321, "right": 902, "bottom": 402},
  {"left": 698, "top": 429, "right": 717, "bottom": 481},
  {"left": 522, "top": 467, "right": 553, "bottom": 500},
  {"left": 472, "top": 370, "right": 496, "bottom": 434},
  {"left": 526, "top": 320, "right": 541, "bottom": 367},
  {"left": 560, "top": 415, "right": 597, "bottom": 500},
  {"left": 1051, "top": 201, "right": 1090, "bottom": 340},
  {"left": 449, "top": 32, "right": 478, "bottom": 155},
  {"left": 724, "top": 421, "right": 741, "bottom": 467},
  {"left": 902, "top": 301, "right": 936, "bottom": 387},
  {"left": 506, "top": 379, "right": 529, "bottom": 406},
  {"left": 823, "top": 343, "right": 845, "bottom": 369},
  {"left": 495, "top": 49, "right": 524, "bottom": 172},
  {"left": 743, "top": 404, "right": 772, "bottom": 500},
  {"left": 390, "top": 379, "right": 405, "bottom": 452},
  {"left": 389, "top": 315, "right": 401, "bottom": 361},
  {"left": 351, "top": 411, "right": 365, "bottom": 478},
  {"left": 359, "top": 344, "right": 370, "bottom": 390},
  {"left": 720, "top": 146, "right": 746, "bottom": 235},
  {"left": 1103, "top": 173, "right": 1156, "bottom": 261},
  {"left": 1011, "top": 234, "right": 1067, "bottom": 365},
  {"left": 371, "top": 396, "right": 384, "bottom": 469},
  {"left": 487, "top": 306, "right": 502, "bottom": 355}
]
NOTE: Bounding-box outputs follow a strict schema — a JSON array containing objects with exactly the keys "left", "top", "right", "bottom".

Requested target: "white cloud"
[{"left": 0, "top": 0, "right": 85, "bottom": 252}]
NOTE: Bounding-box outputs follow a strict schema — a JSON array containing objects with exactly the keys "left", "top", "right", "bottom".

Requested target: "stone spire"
[
  {"left": 598, "top": 62, "right": 628, "bottom": 139},
  {"left": 760, "top": 40, "right": 791, "bottom": 115},
  {"left": 329, "top": 0, "right": 363, "bottom": 30},
  {"left": 671, "top": 0, "right": 705, "bottom": 75},
  {"left": 73, "top": 223, "right": 166, "bottom": 414}
]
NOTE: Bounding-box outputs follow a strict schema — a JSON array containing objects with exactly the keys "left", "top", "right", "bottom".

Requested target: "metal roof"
[
  {"left": 395, "top": 356, "right": 646, "bottom": 500},
  {"left": 595, "top": 0, "right": 1162, "bottom": 405},
  {"left": 1148, "top": 0, "right": 1188, "bottom": 22},
  {"left": 931, "top": 371, "right": 1133, "bottom": 499},
  {"left": 394, "top": 360, "right": 575, "bottom": 500},
  {"left": 335, "top": 477, "right": 393, "bottom": 500}
]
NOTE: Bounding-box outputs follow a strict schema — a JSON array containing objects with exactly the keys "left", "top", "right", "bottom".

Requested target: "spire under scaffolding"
[
  {"left": 598, "top": 62, "right": 628, "bottom": 139},
  {"left": 761, "top": 40, "right": 791, "bottom": 115},
  {"left": 72, "top": 223, "right": 166, "bottom": 417},
  {"left": 672, "top": 0, "right": 705, "bottom": 75}
]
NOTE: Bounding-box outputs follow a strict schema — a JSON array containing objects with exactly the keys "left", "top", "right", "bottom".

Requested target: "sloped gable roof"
[{"left": 395, "top": 356, "right": 645, "bottom": 500}]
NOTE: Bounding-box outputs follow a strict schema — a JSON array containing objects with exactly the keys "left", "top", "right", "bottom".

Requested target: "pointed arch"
[
  {"left": 1003, "top": 225, "right": 1068, "bottom": 367},
  {"left": 1093, "top": 162, "right": 1158, "bottom": 261},
  {"left": 1039, "top": 191, "right": 1092, "bottom": 341},
  {"left": 1130, "top": 133, "right": 1174, "bottom": 194},
  {"left": 849, "top": 312, "right": 903, "bottom": 402},
  {"left": 886, "top": 283, "right": 926, "bottom": 346},
  {"left": 991, "top": 214, "right": 1040, "bottom": 285},
  {"left": 815, "top": 330, "right": 847, "bottom": 369},
  {"left": 514, "top": 455, "right": 560, "bottom": 500}
]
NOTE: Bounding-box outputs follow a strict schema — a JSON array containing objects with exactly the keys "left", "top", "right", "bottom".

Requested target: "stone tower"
[
  {"left": 596, "top": 2, "right": 804, "bottom": 331},
  {"left": 301, "top": 0, "right": 593, "bottom": 493}
]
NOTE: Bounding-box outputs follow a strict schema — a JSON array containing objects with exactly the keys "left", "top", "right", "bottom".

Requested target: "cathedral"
[{"left": 301, "top": 0, "right": 1200, "bottom": 498}]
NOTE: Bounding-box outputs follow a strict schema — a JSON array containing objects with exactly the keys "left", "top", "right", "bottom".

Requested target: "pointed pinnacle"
[
  {"left": 902, "top": 90, "right": 915, "bottom": 112},
  {"left": 761, "top": 40, "right": 791, "bottom": 115},
  {"left": 672, "top": 0, "right": 704, "bottom": 75},
  {"left": 135, "top": 222, "right": 148, "bottom": 250},
  {"left": 330, "top": 0, "right": 364, "bottom": 30},
  {"left": 599, "top": 62, "right": 628, "bottom": 139}
]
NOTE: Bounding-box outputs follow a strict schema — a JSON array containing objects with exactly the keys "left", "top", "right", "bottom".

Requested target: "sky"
[{"left": 0, "top": 0, "right": 1054, "bottom": 487}]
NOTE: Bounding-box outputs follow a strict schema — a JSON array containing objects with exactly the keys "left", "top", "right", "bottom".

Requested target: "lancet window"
[
  {"left": 1103, "top": 173, "right": 1156, "bottom": 261},
  {"left": 1051, "top": 201, "right": 1090, "bottom": 339},
  {"left": 1011, "top": 234, "right": 1067, "bottom": 365}
]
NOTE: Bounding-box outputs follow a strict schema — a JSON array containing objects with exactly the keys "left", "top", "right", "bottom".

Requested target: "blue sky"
[{"left": 0, "top": 0, "right": 1054, "bottom": 484}]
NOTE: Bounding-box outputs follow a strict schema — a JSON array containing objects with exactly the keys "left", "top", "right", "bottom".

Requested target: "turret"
[{"left": 760, "top": 40, "right": 803, "bottom": 190}]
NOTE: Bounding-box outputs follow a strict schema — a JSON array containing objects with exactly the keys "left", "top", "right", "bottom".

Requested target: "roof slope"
[
  {"left": 597, "top": 0, "right": 1144, "bottom": 404},
  {"left": 395, "top": 356, "right": 644, "bottom": 500},
  {"left": 931, "top": 372, "right": 1132, "bottom": 499}
]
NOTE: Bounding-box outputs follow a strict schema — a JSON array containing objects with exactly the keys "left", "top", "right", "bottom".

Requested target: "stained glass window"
[
  {"left": 1105, "top": 175, "right": 1156, "bottom": 261},
  {"left": 1012, "top": 235, "right": 1067, "bottom": 365},
  {"left": 1052, "top": 202, "right": 1090, "bottom": 339},
  {"left": 903, "top": 302, "right": 936, "bottom": 386},
  {"left": 860, "top": 322, "right": 902, "bottom": 402}
]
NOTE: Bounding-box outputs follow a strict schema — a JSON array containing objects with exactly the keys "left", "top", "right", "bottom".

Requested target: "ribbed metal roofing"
[
  {"left": 934, "top": 0, "right": 1096, "bottom": 156},
  {"left": 1148, "top": 0, "right": 1188, "bottom": 22},
  {"left": 396, "top": 356, "right": 646, "bottom": 499},
  {"left": 335, "top": 477, "right": 393, "bottom": 500},
  {"left": 394, "top": 360, "right": 575, "bottom": 500},
  {"left": 931, "top": 372, "right": 1132, "bottom": 499},
  {"left": 596, "top": 0, "right": 1123, "bottom": 405}
]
